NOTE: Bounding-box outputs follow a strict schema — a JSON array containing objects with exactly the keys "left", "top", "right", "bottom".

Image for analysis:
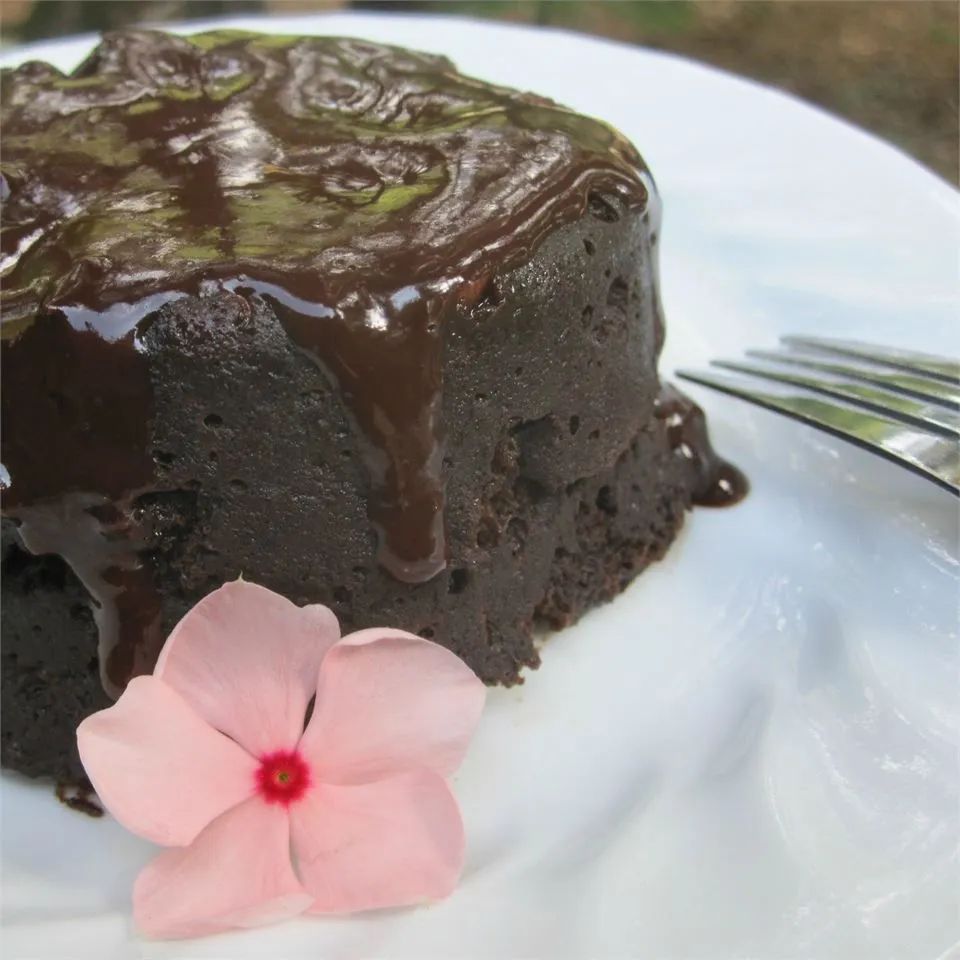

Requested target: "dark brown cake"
[{"left": 0, "top": 30, "right": 744, "bottom": 782}]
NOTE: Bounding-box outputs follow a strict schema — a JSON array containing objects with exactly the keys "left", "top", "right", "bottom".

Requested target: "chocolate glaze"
[
  {"left": 0, "top": 30, "right": 729, "bottom": 695},
  {"left": 655, "top": 384, "right": 748, "bottom": 507}
]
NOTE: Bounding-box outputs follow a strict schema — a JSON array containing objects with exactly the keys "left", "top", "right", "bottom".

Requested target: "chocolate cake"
[{"left": 0, "top": 30, "right": 745, "bottom": 782}]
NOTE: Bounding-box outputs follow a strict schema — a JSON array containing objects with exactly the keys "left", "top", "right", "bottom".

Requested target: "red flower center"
[{"left": 255, "top": 750, "right": 311, "bottom": 806}]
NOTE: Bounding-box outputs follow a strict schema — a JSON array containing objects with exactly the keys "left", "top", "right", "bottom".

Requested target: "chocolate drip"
[
  {"left": 0, "top": 311, "right": 164, "bottom": 694},
  {"left": 1, "top": 30, "right": 655, "bottom": 691},
  {"left": 655, "top": 384, "right": 748, "bottom": 507},
  {"left": 221, "top": 275, "right": 448, "bottom": 582},
  {"left": 56, "top": 781, "right": 104, "bottom": 818}
]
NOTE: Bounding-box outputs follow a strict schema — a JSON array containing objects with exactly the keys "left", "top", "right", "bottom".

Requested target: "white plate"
[{"left": 2, "top": 12, "right": 958, "bottom": 960}]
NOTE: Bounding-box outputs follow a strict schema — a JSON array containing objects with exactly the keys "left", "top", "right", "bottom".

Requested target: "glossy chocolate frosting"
[{"left": 1, "top": 30, "right": 738, "bottom": 696}]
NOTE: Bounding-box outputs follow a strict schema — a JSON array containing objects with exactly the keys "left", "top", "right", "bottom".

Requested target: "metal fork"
[{"left": 677, "top": 336, "right": 960, "bottom": 496}]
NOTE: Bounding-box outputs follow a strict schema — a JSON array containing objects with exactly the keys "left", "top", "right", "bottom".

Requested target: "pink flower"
[{"left": 76, "top": 580, "right": 486, "bottom": 939}]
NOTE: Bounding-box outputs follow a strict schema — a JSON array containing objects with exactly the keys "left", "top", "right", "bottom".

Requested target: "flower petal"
[
  {"left": 134, "top": 797, "right": 312, "bottom": 939},
  {"left": 154, "top": 580, "right": 339, "bottom": 756},
  {"left": 290, "top": 770, "right": 465, "bottom": 913},
  {"left": 77, "top": 676, "right": 256, "bottom": 847},
  {"left": 299, "top": 629, "right": 485, "bottom": 784}
]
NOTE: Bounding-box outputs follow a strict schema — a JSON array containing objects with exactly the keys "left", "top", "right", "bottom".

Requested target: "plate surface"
[{"left": 2, "top": 13, "right": 958, "bottom": 960}]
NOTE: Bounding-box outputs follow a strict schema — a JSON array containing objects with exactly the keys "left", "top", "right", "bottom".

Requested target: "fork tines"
[{"left": 677, "top": 336, "right": 960, "bottom": 496}]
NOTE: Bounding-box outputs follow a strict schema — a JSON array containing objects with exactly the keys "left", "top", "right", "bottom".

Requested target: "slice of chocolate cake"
[{"left": 0, "top": 29, "right": 744, "bottom": 782}]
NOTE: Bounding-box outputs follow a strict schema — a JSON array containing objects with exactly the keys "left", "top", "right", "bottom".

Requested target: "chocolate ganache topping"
[{"left": 1, "top": 30, "right": 660, "bottom": 694}]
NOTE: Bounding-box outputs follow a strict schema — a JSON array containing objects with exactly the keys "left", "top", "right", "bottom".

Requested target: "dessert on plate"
[{"left": 0, "top": 29, "right": 744, "bottom": 782}]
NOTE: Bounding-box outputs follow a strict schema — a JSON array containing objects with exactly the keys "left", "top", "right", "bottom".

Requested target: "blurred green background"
[{"left": 2, "top": 0, "right": 956, "bottom": 183}]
